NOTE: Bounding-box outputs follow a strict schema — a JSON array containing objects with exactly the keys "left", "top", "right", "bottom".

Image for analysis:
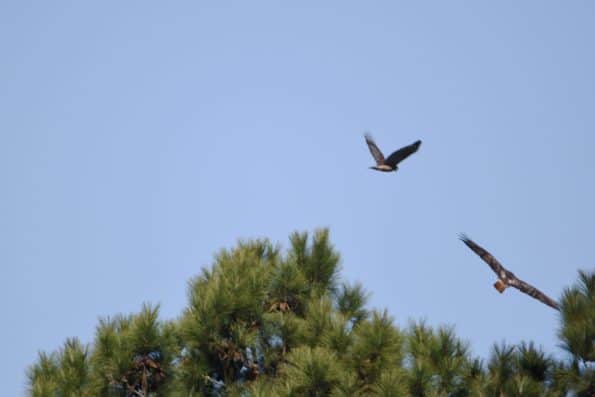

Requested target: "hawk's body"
[
  {"left": 459, "top": 234, "right": 560, "bottom": 311},
  {"left": 365, "top": 134, "right": 421, "bottom": 172}
]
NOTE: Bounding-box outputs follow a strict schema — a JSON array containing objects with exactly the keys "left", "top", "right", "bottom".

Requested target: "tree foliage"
[{"left": 27, "top": 229, "right": 594, "bottom": 396}]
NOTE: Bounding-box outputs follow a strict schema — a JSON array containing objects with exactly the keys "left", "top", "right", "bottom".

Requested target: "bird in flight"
[
  {"left": 459, "top": 234, "right": 560, "bottom": 311},
  {"left": 364, "top": 134, "right": 422, "bottom": 172}
]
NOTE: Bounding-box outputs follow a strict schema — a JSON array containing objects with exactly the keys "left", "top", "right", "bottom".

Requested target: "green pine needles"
[{"left": 27, "top": 228, "right": 594, "bottom": 396}]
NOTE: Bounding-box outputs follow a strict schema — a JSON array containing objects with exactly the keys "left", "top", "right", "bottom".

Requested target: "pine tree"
[
  {"left": 177, "top": 239, "right": 279, "bottom": 395},
  {"left": 25, "top": 230, "right": 595, "bottom": 397},
  {"left": 27, "top": 338, "right": 91, "bottom": 397},
  {"left": 555, "top": 269, "right": 595, "bottom": 396},
  {"left": 89, "top": 303, "right": 178, "bottom": 396},
  {"left": 406, "top": 321, "right": 476, "bottom": 397}
]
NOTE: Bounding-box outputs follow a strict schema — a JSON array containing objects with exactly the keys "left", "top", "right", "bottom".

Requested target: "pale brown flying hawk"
[
  {"left": 364, "top": 134, "right": 422, "bottom": 172},
  {"left": 459, "top": 234, "right": 560, "bottom": 311}
]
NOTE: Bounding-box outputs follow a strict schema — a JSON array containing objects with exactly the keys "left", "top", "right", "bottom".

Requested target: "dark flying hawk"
[
  {"left": 459, "top": 234, "right": 560, "bottom": 311},
  {"left": 365, "top": 134, "right": 422, "bottom": 172}
]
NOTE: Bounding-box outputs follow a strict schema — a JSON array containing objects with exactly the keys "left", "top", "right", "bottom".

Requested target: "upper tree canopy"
[{"left": 27, "top": 229, "right": 594, "bottom": 396}]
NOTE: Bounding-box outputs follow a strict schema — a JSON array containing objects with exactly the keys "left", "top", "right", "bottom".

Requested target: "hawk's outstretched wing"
[
  {"left": 365, "top": 134, "right": 385, "bottom": 165},
  {"left": 508, "top": 278, "right": 560, "bottom": 310},
  {"left": 459, "top": 234, "right": 509, "bottom": 280},
  {"left": 459, "top": 234, "right": 560, "bottom": 311},
  {"left": 385, "top": 140, "right": 422, "bottom": 167}
]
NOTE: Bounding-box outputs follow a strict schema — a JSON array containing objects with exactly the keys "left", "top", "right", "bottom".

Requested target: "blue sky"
[{"left": 1, "top": 1, "right": 594, "bottom": 395}]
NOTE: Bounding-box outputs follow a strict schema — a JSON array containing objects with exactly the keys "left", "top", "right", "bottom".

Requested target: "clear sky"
[{"left": 1, "top": 1, "right": 594, "bottom": 395}]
